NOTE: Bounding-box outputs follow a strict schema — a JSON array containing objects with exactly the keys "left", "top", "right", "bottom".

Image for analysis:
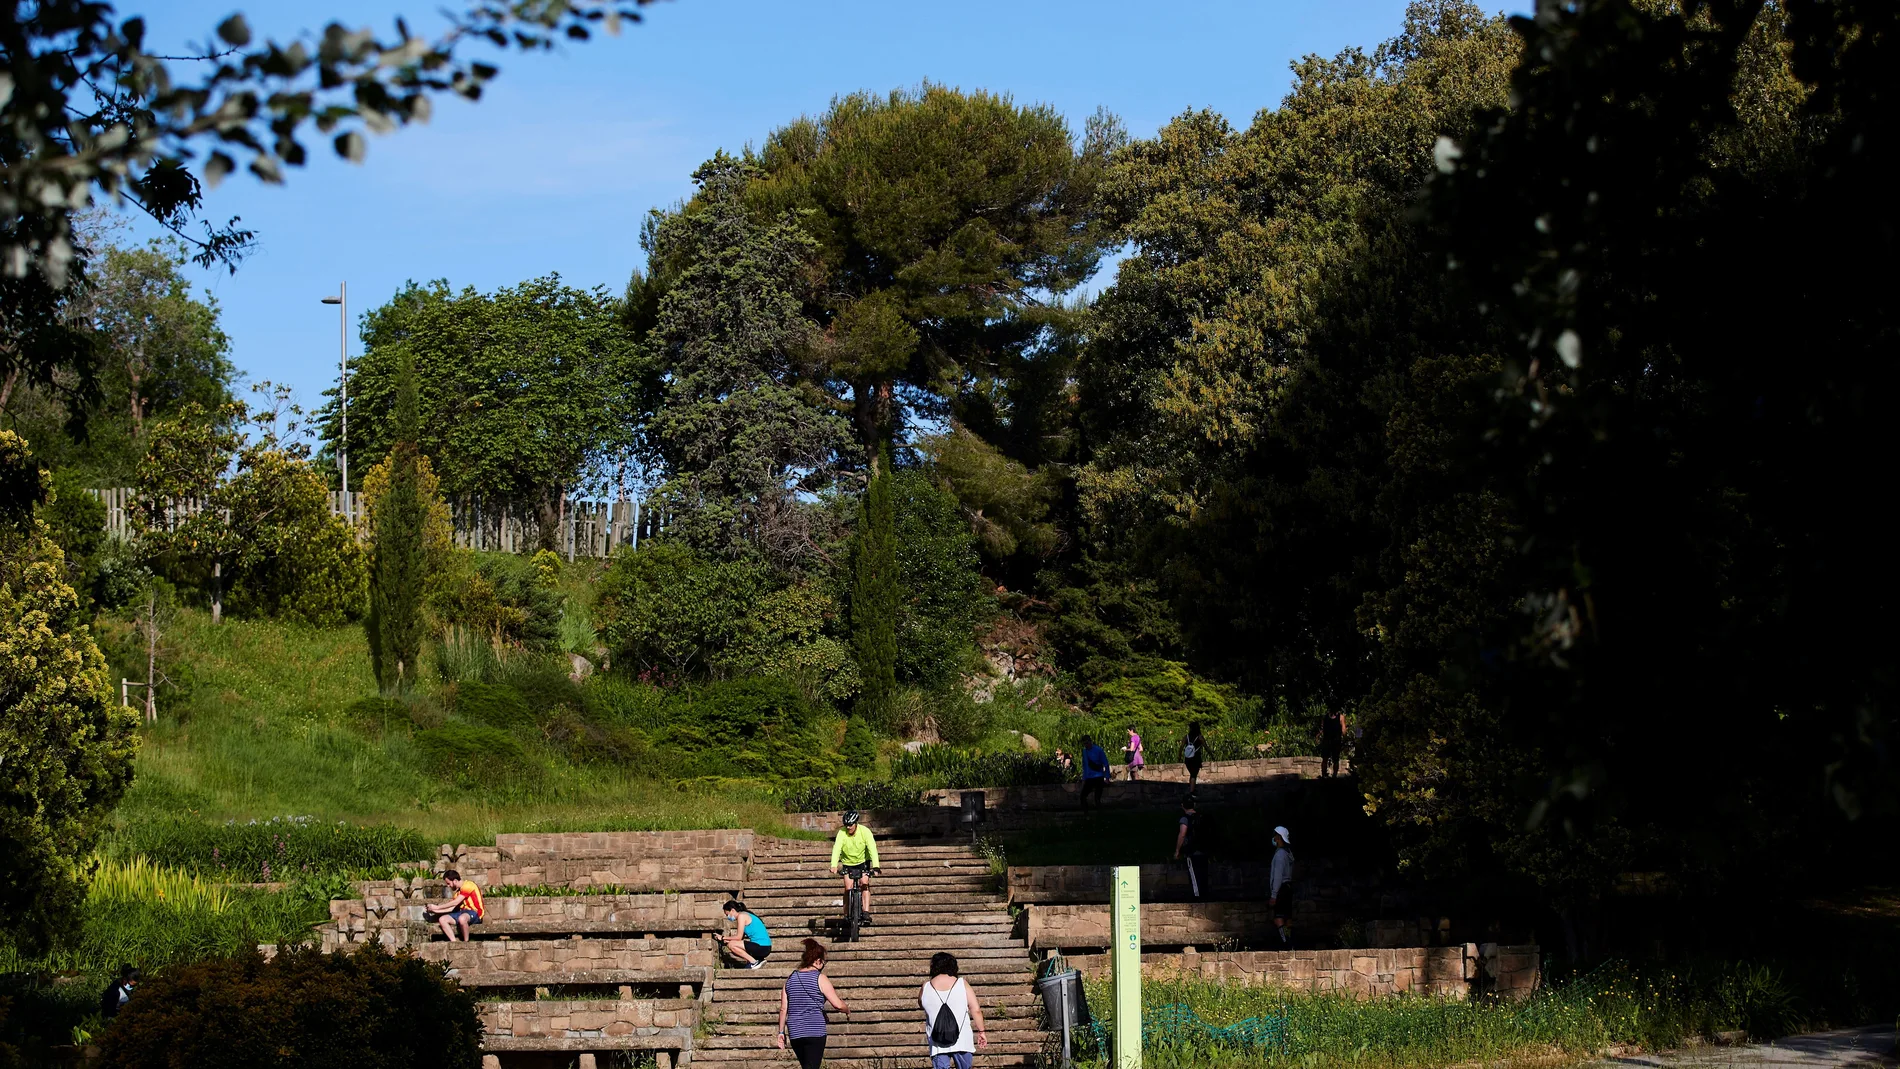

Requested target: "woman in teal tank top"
[{"left": 721, "top": 899, "right": 772, "bottom": 968}]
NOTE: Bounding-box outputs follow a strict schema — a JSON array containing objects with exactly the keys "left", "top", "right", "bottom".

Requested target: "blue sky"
[{"left": 120, "top": 0, "right": 1441, "bottom": 417}]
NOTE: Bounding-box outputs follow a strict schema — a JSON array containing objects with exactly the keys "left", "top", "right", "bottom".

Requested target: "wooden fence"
[{"left": 93, "top": 489, "right": 663, "bottom": 561}]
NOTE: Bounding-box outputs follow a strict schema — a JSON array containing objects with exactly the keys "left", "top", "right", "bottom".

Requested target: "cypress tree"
[
  {"left": 368, "top": 355, "right": 428, "bottom": 691},
  {"left": 851, "top": 446, "right": 898, "bottom": 727}
]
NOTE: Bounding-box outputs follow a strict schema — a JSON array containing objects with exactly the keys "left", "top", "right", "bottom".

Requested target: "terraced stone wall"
[
  {"left": 1061, "top": 944, "right": 1542, "bottom": 1000},
  {"left": 479, "top": 997, "right": 698, "bottom": 1043}
]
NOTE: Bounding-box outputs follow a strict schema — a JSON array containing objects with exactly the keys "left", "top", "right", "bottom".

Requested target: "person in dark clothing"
[
  {"left": 1269, "top": 826, "right": 1295, "bottom": 947},
  {"left": 1173, "top": 795, "right": 1208, "bottom": 898},
  {"left": 1320, "top": 710, "right": 1346, "bottom": 777},
  {"left": 1182, "top": 722, "right": 1207, "bottom": 787},
  {"left": 1079, "top": 737, "right": 1110, "bottom": 809},
  {"left": 100, "top": 965, "right": 138, "bottom": 1020}
]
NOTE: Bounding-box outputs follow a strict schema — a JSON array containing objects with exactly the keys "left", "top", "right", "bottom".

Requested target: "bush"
[
  {"left": 779, "top": 779, "right": 924, "bottom": 814},
  {"left": 1089, "top": 658, "right": 1236, "bottom": 729},
  {"left": 415, "top": 722, "right": 534, "bottom": 787},
  {"left": 431, "top": 551, "right": 563, "bottom": 651},
  {"left": 113, "top": 817, "right": 433, "bottom": 879},
  {"left": 890, "top": 745, "right": 1064, "bottom": 789},
  {"left": 594, "top": 541, "right": 763, "bottom": 679},
  {"left": 98, "top": 943, "right": 481, "bottom": 1069},
  {"left": 665, "top": 677, "right": 839, "bottom": 780},
  {"left": 892, "top": 469, "right": 986, "bottom": 688},
  {"left": 451, "top": 681, "right": 534, "bottom": 729},
  {"left": 841, "top": 717, "right": 876, "bottom": 770},
  {"left": 929, "top": 688, "right": 995, "bottom": 746}
]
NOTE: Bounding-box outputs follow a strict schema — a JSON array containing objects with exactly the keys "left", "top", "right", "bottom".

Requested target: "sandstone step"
[
  {"left": 704, "top": 1017, "right": 1044, "bottom": 1040},
  {"left": 710, "top": 995, "right": 1040, "bottom": 1020},
  {"left": 741, "top": 876, "right": 994, "bottom": 893},
  {"left": 710, "top": 969, "right": 1031, "bottom": 993},
  {"left": 748, "top": 860, "right": 990, "bottom": 875},
  {"left": 689, "top": 1042, "right": 1045, "bottom": 1065}
]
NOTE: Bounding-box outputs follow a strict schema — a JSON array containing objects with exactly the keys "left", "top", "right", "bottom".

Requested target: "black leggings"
[{"left": 791, "top": 1035, "right": 826, "bottom": 1069}]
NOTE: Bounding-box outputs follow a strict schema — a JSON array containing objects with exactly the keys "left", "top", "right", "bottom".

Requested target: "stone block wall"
[
  {"left": 1059, "top": 944, "right": 1540, "bottom": 1000},
  {"left": 493, "top": 830, "right": 754, "bottom": 860},
  {"left": 322, "top": 893, "right": 731, "bottom": 952},
  {"left": 416, "top": 936, "right": 716, "bottom": 976},
  {"left": 1029, "top": 902, "right": 1279, "bottom": 949},
  {"left": 479, "top": 998, "right": 698, "bottom": 1041},
  {"left": 425, "top": 852, "right": 745, "bottom": 891}
]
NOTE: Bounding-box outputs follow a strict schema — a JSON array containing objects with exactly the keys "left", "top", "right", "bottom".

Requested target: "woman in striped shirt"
[{"left": 779, "top": 938, "right": 850, "bottom": 1068}]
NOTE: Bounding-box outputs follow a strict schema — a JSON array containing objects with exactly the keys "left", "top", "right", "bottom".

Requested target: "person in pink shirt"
[{"left": 1124, "top": 728, "right": 1144, "bottom": 781}]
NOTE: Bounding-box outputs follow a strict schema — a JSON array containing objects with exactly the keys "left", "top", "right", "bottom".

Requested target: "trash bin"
[{"left": 1037, "top": 963, "right": 1091, "bottom": 1067}]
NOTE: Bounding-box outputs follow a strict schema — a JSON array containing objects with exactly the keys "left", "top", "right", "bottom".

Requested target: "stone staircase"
[{"left": 694, "top": 837, "right": 1049, "bottom": 1069}]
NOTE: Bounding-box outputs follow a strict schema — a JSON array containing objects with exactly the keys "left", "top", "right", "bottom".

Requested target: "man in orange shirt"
[{"left": 424, "top": 868, "right": 485, "bottom": 941}]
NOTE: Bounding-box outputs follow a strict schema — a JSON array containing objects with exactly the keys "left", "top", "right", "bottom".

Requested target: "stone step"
[
  {"left": 711, "top": 995, "right": 1040, "bottom": 1020},
  {"left": 742, "top": 897, "right": 1004, "bottom": 915},
  {"left": 711, "top": 968, "right": 1031, "bottom": 993},
  {"left": 748, "top": 860, "right": 990, "bottom": 875},
  {"left": 741, "top": 876, "right": 995, "bottom": 892},
  {"left": 700, "top": 1018, "right": 1044, "bottom": 1045},
  {"left": 690, "top": 1041, "right": 1045, "bottom": 1065}
]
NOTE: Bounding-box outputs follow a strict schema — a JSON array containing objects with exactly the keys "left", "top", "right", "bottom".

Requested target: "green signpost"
[{"left": 1110, "top": 864, "right": 1142, "bottom": 1069}]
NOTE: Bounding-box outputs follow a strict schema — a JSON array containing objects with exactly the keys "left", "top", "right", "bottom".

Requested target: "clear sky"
[{"left": 119, "top": 0, "right": 1440, "bottom": 418}]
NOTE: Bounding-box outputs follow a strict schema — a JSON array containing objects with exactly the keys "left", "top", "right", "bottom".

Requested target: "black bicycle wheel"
[{"left": 844, "top": 886, "right": 861, "bottom": 943}]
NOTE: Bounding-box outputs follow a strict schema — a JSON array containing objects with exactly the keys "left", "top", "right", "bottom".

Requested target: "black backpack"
[{"left": 928, "top": 982, "right": 962, "bottom": 1047}]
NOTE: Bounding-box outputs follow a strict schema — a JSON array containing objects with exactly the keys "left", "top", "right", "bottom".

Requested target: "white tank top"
[{"left": 921, "top": 977, "right": 974, "bottom": 1054}]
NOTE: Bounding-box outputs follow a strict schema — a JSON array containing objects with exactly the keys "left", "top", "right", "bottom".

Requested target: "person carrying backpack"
[
  {"left": 920, "top": 952, "right": 988, "bottom": 1069},
  {"left": 1173, "top": 795, "right": 1208, "bottom": 898},
  {"left": 1182, "top": 722, "right": 1207, "bottom": 787},
  {"left": 1079, "top": 737, "right": 1110, "bottom": 810},
  {"left": 100, "top": 965, "right": 138, "bottom": 1021}
]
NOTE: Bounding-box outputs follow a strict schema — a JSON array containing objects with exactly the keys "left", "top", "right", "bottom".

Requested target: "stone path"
[{"left": 1594, "top": 1027, "right": 1897, "bottom": 1069}]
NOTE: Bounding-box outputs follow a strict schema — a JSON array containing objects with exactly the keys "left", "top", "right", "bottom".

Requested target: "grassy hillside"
[{"left": 102, "top": 609, "right": 793, "bottom": 847}]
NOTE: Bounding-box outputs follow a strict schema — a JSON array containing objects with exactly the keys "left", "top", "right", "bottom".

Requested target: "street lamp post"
[{"left": 321, "top": 284, "right": 348, "bottom": 525}]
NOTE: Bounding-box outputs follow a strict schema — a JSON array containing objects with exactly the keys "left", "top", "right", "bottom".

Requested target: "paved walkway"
[{"left": 1596, "top": 1027, "right": 1896, "bottom": 1069}]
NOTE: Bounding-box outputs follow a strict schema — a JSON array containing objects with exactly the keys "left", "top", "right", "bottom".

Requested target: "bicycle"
[{"left": 843, "top": 877, "right": 866, "bottom": 943}]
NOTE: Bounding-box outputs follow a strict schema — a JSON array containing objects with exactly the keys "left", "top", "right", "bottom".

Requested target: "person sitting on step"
[
  {"left": 720, "top": 899, "right": 773, "bottom": 969},
  {"left": 829, "top": 810, "right": 881, "bottom": 925},
  {"left": 422, "top": 869, "right": 484, "bottom": 941}
]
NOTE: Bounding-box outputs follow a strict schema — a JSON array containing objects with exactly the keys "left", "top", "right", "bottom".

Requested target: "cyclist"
[{"left": 829, "top": 810, "right": 882, "bottom": 926}]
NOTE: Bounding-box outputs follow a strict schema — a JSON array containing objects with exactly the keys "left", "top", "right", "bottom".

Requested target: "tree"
[
  {"left": 890, "top": 467, "right": 985, "bottom": 689},
  {"left": 133, "top": 402, "right": 364, "bottom": 626},
  {"left": 0, "top": 431, "right": 139, "bottom": 951},
  {"left": 367, "top": 356, "right": 428, "bottom": 691},
  {"left": 851, "top": 447, "right": 898, "bottom": 725},
  {"left": 337, "top": 275, "right": 640, "bottom": 546},
  {"left": 2, "top": 1, "right": 651, "bottom": 519},
  {"left": 640, "top": 153, "right": 853, "bottom": 567}
]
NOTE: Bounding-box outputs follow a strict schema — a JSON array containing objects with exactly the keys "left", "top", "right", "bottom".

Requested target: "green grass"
[
  {"left": 1064, "top": 961, "right": 1810, "bottom": 1068},
  {"left": 104, "top": 609, "right": 810, "bottom": 847}
]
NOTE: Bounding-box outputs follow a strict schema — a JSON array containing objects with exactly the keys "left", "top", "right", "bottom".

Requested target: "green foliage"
[
  {"left": 449, "top": 681, "right": 536, "bottom": 730},
  {"left": 891, "top": 467, "right": 985, "bottom": 688},
  {"left": 41, "top": 468, "right": 106, "bottom": 596},
  {"left": 663, "top": 676, "right": 838, "bottom": 780},
  {"left": 110, "top": 817, "right": 432, "bottom": 880},
  {"left": 917, "top": 428, "right": 1063, "bottom": 565},
  {"left": 367, "top": 355, "right": 429, "bottom": 691},
  {"left": 640, "top": 153, "right": 853, "bottom": 567},
  {"left": 778, "top": 780, "right": 922, "bottom": 815},
  {"left": 0, "top": 432, "right": 140, "bottom": 952},
  {"left": 594, "top": 541, "right": 760, "bottom": 678},
  {"left": 431, "top": 552, "right": 564, "bottom": 652},
  {"left": 415, "top": 722, "right": 536, "bottom": 788},
  {"left": 840, "top": 717, "right": 876, "bottom": 771},
  {"left": 3, "top": 240, "right": 236, "bottom": 485},
  {"left": 851, "top": 449, "right": 898, "bottom": 724},
  {"left": 1089, "top": 659, "right": 1237, "bottom": 731},
  {"left": 342, "top": 275, "right": 642, "bottom": 539},
  {"left": 97, "top": 943, "right": 481, "bottom": 1069},
  {"left": 889, "top": 745, "right": 1062, "bottom": 789}
]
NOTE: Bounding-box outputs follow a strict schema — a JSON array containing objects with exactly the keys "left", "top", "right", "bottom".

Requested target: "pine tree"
[
  {"left": 851, "top": 446, "right": 898, "bottom": 727},
  {"left": 368, "top": 355, "right": 428, "bottom": 691}
]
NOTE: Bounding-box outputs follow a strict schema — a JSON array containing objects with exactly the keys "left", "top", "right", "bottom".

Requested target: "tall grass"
[
  {"left": 111, "top": 608, "right": 799, "bottom": 846},
  {"left": 0, "top": 860, "right": 328, "bottom": 976},
  {"left": 1063, "top": 962, "right": 1808, "bottom": 1068}
]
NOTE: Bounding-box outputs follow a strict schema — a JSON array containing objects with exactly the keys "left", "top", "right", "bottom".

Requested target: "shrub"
[
  {"left": 665, "top": 676, "right": 839, "bottom": 780},
  {"left": 98, "top": 944, "right": 481, "bottom": 1069},
  {"left": 891, "top": 468, "right": 987, "bottom": 688},
  {"left": 780, "top": 779, "right": 924, "bottom": 813},
  {"left": 841, "top": 717, "right": 876, "bottom": 770},
  {"left": 431, "top": 551, "right": 563, "bottom": 651},
  {"left": 929, "top": 688, "right": 995, "bottom": 746},
  {"left": 593, "top": 541, "right": 763, "bottom": 678},
  {"left": 451, "top": 681, "right": 534, "bottom": 729},
  {"left": 1089, "top": 658, "right": 1236, "bottom": 729},
  {"left": 113, "top": 817, "right": 433, "bottom": 879},
  {"left": 890, "top": 745, "right": 1063, "bottom": 789},
  {"left": 415, "top": 722, "right": 534, "bottom": 787}
]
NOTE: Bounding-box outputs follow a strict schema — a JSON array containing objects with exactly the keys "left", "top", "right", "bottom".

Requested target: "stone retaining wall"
[
  {"left": 479, "top": 997, "right": 698, "bottom": 1042},
  {"left": 322, "top": 892, "right": 731, "bottom": 952},
  {"left": 492, "top": 830, "right": 754, "bottom": 859},
  {"left": 426, "top": 851, "right": 746, "bottom": 891},
  {"left": 1060, "top": 944, "right": 1540, "bottom": 1000},
  {"left": 417, "top": 936, "right": 716, "bottom": 976},
  {"left": 920, "top": 758, "right": 1331, "bottom": 808},
  {"left": 1030, "top": 902, "right": 1279, "bottom": 949}
]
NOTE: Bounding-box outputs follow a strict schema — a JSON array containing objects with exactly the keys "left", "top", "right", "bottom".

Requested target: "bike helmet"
[{"left": 842, "top": 809, "right": 861, "bottom": 825}]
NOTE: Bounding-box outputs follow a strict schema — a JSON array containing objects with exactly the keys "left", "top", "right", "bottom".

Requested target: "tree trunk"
[
  {"left": 144, "top": 596, "right": 158, "bottom": 724},
  {"left": 128, "top": 347, "right": 145, "bottom": 439},
  {"left": 211, "top": 561, "right": 223, "bottom": 625},
  {"left": 534, "top": 488, "right": 563, "bottom": 552},
  {"left": 0, "top": 365, "right": 19, "bottom": 413}
]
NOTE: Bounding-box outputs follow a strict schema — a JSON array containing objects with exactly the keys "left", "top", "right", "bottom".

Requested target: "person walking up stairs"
[{"left": 694, "top": 837, "right": 1049, "bottom": 1069}]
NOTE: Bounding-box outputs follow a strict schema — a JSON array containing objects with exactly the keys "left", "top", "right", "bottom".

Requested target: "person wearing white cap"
[{"left": 1269, "top": 826, "right": 1294, "bottom": 948}]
